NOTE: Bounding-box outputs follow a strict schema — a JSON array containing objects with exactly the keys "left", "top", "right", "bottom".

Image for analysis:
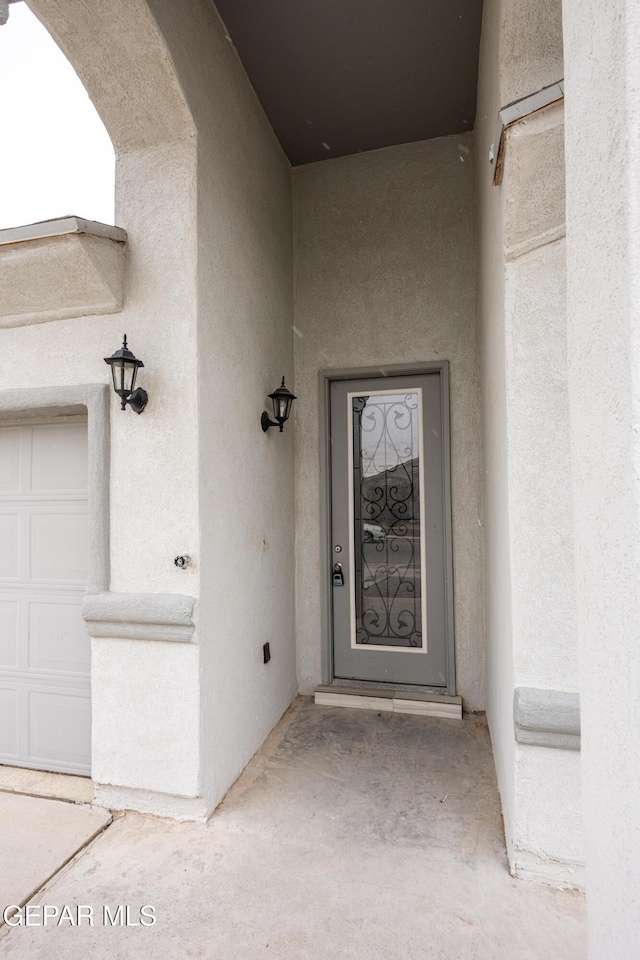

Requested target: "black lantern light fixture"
[
  {"left": 261, "top": 376, "right": 296, "bottom": 433},
  {"left": 104, "top": 335, "right": 149, "bottom": 414}
]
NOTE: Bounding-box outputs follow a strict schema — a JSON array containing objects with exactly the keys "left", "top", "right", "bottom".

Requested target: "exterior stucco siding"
[{"left": 293, "top": 135, "right": 485, "bottom": 711}]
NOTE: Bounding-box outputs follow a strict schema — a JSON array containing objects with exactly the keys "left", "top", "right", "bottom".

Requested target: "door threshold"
[
  {"left": 314, "top": 685, "right": 462, "bottom": 720},
  {"left": 329, "top": 677, "right": 451, "bottom": 696}
]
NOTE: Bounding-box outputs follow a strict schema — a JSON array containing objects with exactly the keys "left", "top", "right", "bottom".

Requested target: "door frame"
[{"left": 319, "top": 362, "right": 456, "bottom": 695}]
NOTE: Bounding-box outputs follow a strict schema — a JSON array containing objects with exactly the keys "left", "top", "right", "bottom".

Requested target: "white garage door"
[{"left": 0, "top": 420, "right": 91, "bottom": 775}]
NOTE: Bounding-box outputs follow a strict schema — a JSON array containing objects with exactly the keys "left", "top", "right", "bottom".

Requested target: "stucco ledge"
[
  {"left": 514, "top": 687, "right": 580, "bottom": 750},
  {"left": 82, "top": 592, "right": 196, "bottom": 643},
  {"left": 0, "top": 218, "right": 127, "bottom": 328}
]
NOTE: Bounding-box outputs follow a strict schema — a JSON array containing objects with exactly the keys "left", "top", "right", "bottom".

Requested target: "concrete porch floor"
[{"left": 0, "top": 698, "right": 586, "bottom": 959}]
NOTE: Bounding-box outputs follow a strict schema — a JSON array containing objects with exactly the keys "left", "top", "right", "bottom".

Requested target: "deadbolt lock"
[{"left": 332, "top": 562, "right": 344, "bottom": 587}]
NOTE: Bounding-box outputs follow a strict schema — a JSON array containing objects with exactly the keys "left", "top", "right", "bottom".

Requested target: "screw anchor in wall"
[{"left": 174, "top": 555, "right": 191, "bottom": 570}]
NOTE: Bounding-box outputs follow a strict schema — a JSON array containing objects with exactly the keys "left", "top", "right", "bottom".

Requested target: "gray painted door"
[
  {"left": 0, "top": 421, "right": 91, "bottom": 774},
  {"left": 330, "top": 373, "right": 450, "bottom": 687}
]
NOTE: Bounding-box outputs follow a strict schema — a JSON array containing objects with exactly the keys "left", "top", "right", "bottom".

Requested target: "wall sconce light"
[
  {"left": 261, "top": 377, "right": 296, "bottom": 433},
  {"left": 104, "top": 335, "right": 149, "bottom": 414}
]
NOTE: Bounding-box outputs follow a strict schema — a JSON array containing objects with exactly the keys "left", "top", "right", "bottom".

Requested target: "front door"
[{"left": 330, "top": 371, "right": 453, "bottom": 688}]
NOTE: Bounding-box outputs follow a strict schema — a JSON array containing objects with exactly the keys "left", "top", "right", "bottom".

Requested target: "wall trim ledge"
[
  {"left": 0, "top": 222, "right": 127, "bottom": 328},
  {"left": 514, "top": 687, "right": 580, "bottom": 750},
  {"left": 94, "top": 783, "right": 209, "bottom": 822},
  {"left": 0, "top": 216, "right": 127, "bottom": 246},
  {"left": 82, "top": 592, "right": 196, "bottom": 642},
  {"left": 514, "top": 849, "right": 585, "bottom": 890},
  {"left": 505, "top": 224, "right": 566, "bottom": 263},
  {"left": 491, "top": 79, "right": 565, "bottom": 185}
]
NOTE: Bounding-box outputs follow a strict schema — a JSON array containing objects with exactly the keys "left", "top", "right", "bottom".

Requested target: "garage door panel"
[
  {"left": 0, "top": 429, "right": 21, "bottom": 493},
  {"left": 0, "top": 514, "right": 20, "bottom": 580},
  {"left": 30, "top": 511, "right": 88, "bottom": 583},
  {"left": 0, "top": 601, "right": 19, "bottom": 668},
  {"left": 31, "top": 424, "right": 88, "bottom": 494},
  {"left": 29, "top": 600, "right": 90, "bottom": 675},
  {"left": 28, "top": 689, "right": 91, "bottom": 773},
  {"left": 0, "top": 421, "right": 91, "bottom": 775},
  {"left": 0, "top": 687, "right": 19, "bottom": 757}
]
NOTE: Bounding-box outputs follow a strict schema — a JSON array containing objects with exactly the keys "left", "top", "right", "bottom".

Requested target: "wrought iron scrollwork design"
[{"left": 352, "top": 393, "right": 423, "bottom": 648}]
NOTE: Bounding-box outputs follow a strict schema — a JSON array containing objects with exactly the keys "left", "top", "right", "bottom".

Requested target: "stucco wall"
[
  {"left": 476, "top": 0, "right": 582, "bottom": 882},
  {"left": 293, "top": 135, "right": 485, "bottom": 710},
  {"left": 500, "top": 0, "right": 564, "bottom": 103},
  {"left": 474, "top": 0, "right": 516, "bottom": 865},
  {"left": 140, "top": 0, "right": 297, "bottom": 812},
  {"left": 0, "top": 1, "right": 202, "bottom": 808},
  {"left": 563, "top": 0, "right": 640, "bottom": 950},
  {"left": 13, "top": 0, "right": 297, "bottom": 817}
]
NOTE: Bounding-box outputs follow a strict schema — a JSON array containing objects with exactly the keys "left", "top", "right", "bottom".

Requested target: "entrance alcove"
[{"left": 0, "top": 0, "right": 583, "bottom": 898}]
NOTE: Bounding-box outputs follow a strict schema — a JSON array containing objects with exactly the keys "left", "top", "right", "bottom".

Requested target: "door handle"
[{"left": 332, "top": 562, "right": 344, "bottom": 587}]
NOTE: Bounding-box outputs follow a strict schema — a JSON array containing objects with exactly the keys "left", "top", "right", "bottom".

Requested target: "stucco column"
[
  {"left": 563, "top": 0, "right": 640, "bottom": 953},
  {"left": 476, "top": 0, "right": 583, "bottom": 884}
]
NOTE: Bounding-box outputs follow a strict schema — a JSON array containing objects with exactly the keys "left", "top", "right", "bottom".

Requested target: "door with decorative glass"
[{"left": 329, "top": 371, "right": 453, "bottom": 688}]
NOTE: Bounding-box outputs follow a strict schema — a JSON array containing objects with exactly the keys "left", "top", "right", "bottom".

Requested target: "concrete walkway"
[
  {"left": 0, "top": 698, "right": 586, "bottom": 959},
  {"left": 0, "top": 793, "right": 110, "bottom": 916}
]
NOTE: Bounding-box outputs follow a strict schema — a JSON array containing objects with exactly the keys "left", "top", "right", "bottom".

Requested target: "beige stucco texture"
[
  {"left": 10, "top": 0, "right": 297, "bottom": 818},
  {"left": 4, "top": 1, "right": 200, "bottom": 815},
  {"left": 500, "top": 0, "right": 563, "bottom": 105},
  {"left": 502, "top": 103, "right": 576, "bottom": 694},
  {"left": 28, "top": 0, "right": 195, "bottom": 154},
  {"left": 0, "top": 233, "right": 125, "bottom": 328},
  {"left": 154, "top": 0, "right": 297, "bottom": 810},
  {"left": 293, "top": 135, "right": 485, "bottom": 710},
  {"left": 503, "top": 104, "right": 582, "bottom": 879},
  {"left": 563, "top": 0, "right": 640, "bottom": 950},
  {"left": 503, "top": 102, "right": 566, "bottom": 260},
  {"left": 475, "top": 0, "right": 582, "bottom": 882}
]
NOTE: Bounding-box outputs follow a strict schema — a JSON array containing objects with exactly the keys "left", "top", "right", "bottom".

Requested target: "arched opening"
[{"left": 0, "top": 1, "right": 115, "bottom": 228}]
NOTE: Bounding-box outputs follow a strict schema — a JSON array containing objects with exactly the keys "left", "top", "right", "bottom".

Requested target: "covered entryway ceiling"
[{"left": 214, "top": 0, "right": 484, "bottom": 166}]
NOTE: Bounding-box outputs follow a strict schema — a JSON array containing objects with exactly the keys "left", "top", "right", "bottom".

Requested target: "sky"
[{"left": 0, "top": 2, "right": 114, "bottom": 229}]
